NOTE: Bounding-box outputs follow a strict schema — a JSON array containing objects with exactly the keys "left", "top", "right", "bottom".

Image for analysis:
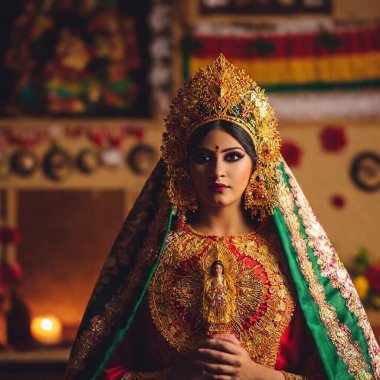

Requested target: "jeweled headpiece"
[{"left": 161, "top": 54, "right": 281, "bottom": 219}]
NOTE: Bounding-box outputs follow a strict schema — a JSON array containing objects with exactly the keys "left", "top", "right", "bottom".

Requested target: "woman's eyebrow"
[
  {"left": 194, "top": 146, "right": 244, "bottom": 153},
  {"left": 221, "top": 147, "right": 244, "bottom": 153}
]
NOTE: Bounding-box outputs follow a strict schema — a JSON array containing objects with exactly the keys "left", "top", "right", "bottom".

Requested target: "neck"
[{"left": 189, "top": 201, "right": 253, "bottom": 237}]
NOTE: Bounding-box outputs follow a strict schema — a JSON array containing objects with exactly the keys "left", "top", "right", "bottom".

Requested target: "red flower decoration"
[
  {"left": 320, "top": 125, "right": 347, "bottom": 152},
  {"left": 124, "top": 126, "right": 144, "bottom": 140},
  {"left": 281, "top": 141, "right": 302, "bottom": 167},
  {"left": 108, "top": 131, "right": 124, "bottom": 149},
  {"left": 365, "top": 264, "right": 380, "bottom": 293},
  {"left": 88, "top": 129, "right": 107, "bottom": 147},
  {"left": 330, "top": 194, "right": 346, "bottom": 209},
  {"left": 0, "top": 227, "right": 21, "bottom": 245}
]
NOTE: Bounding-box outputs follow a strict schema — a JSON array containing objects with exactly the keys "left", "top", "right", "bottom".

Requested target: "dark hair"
[
  {"left": 186, "top": 119, "right": 256, "bottom": 168},
  {"left": 211, "top": 260, "right": 224, "bottom": 275}
]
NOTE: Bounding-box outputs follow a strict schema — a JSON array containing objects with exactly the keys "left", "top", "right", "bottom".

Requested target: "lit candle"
[{"left": 31, "top": 316, "right": 62, "bottom": 345}]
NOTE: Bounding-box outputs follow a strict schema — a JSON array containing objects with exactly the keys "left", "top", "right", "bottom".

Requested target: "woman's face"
[
  {"left": 214, "top": 264, "right": 223, "bottom": 276},
  {"left": 188, "top": 128, "right": 253, "bottom": 210}
]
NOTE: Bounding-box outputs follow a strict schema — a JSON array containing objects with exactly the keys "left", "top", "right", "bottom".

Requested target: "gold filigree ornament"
[
  {"left": 148, "top": 227, "right": 295, "bottom": 367},
  {"left": 201, "top": 242, "right": 238, "bottom": 335},
  {"left": 161, "top": 54, "right": 281, "bottom": 220}
]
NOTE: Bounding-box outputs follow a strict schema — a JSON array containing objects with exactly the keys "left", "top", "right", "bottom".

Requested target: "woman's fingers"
[
  {"left": 212, "top": 333, "right": 240, "bottom": 345},
  {"left": 197, "top": 360, "right": 235, "bottom": 376},
  {"left": 197, "top": 347, "right": 239, "bottom": 365},
  {"left": 199, "top": 338, "right": 241, "bottom": 355}
]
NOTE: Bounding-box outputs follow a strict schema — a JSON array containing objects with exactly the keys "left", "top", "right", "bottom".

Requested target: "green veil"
[{"left": 65, "top": 157, "right": 380, "bottom": 380}]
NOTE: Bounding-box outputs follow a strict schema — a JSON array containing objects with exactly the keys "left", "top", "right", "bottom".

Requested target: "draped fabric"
[{"left": 65, "top": 158, "right": 380, "bottom": 380}]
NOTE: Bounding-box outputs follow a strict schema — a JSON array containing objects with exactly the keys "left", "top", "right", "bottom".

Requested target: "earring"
[
  {"left": 244, "top": 171, "right": 267, "bottom": 219},
  {"left": 168, "top": 168, "right": 198, "bottom": 228}
]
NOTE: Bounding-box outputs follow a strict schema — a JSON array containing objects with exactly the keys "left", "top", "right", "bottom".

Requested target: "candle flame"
[{"left": 41, "top": 318, "right": 54, "bottom": 331}]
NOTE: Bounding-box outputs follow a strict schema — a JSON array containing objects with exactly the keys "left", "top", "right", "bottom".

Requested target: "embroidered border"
[
  {"left": 277, "top": 176, "right": 372, "bottom": 379},
  {"left": 66, "top": 163, "right": 171, "bottom": 379},
  {"left": 283, "top": 163, "right": 380, "bottom": 378}
]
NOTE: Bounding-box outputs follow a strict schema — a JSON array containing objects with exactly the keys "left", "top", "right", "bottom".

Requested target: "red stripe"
[{"left": 191, "top": 27, "right": 380, "bottom": 59}]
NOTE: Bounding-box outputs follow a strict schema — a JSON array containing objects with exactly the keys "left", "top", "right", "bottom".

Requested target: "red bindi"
[{"left": 215, "top": 145, "right": 220, "bottom": 151}]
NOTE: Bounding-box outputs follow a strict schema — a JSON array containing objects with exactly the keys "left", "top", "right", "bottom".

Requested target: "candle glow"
[{"left": 31, "top": 316, "right": 62, "bottom": 345}]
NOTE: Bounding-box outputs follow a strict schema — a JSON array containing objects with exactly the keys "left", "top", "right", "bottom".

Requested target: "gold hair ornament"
[{"left": 161, "top": 54, "right": 281, "bottom": 220}]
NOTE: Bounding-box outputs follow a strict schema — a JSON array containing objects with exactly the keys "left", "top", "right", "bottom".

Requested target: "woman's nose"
[{"left": 212, "top": 156, "right": 226, "bottom": 178}]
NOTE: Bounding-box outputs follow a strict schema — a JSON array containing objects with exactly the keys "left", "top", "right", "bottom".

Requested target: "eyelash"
[
  {"left": 192, "top": 152, "right": 244, "bottom": 164},
  {"left": 226, "top": 152, "right": 244, "bottom": 162}
]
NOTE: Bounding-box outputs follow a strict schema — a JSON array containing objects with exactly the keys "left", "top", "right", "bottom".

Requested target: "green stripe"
[
  {"left": 91, "top": 208, "right": 174, "bottom": 380},
  {"left": 283, "top": 169, "right": 374, "bottom": 374},
  {"left": 273, "top": 209, "right": 347, "bottom": 379},
  {"left": 275, "top": 164, "right": 374, "bottom": 378},
  {"left": 273, "top": 167, "right": 350, "bottom": 380}
]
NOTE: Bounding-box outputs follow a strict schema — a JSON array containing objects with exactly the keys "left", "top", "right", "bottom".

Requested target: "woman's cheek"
[
  {"left": 230, "top": 161, "right": 252, "bottom": 187},
  {"left": 190, "top": 168, "right": 207, "bottom": 195}
]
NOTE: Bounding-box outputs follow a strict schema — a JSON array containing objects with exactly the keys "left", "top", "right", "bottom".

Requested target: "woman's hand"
[{"left": 195, "top": 334, "right": 284, "bottom": 380}]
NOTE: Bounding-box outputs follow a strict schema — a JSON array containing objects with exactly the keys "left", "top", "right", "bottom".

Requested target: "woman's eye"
[
  {"left": 225, "top": 152, "right": 244, "bottom": 162},
  {"left": 192, "top": 153, "right": 212, "bottom": 164}
]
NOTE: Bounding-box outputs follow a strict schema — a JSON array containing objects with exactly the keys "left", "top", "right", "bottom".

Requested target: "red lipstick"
[{"left": 209, "top": 182, "right": 230, "bottom": 193}]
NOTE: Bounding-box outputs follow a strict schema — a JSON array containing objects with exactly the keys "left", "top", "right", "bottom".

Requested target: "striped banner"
[{"left": 184, "top": 24, "right": 380, "bottom": 91}]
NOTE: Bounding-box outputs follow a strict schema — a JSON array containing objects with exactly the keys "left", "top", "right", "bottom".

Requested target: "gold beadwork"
[
  {"left": 161, "top": 54, "right": 281, "bottom": 220},
  {"left": 244, "top": 169, "right": 268, "bottom": 216},
  {"left": 280, "top": 370, "right": 306, "bottom": 380},
  {"left": 148, "top": 225, "right": 295, "bottom": 368}
]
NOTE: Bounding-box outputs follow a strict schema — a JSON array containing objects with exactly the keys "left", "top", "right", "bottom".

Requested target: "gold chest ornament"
[{"left": 148, "top": 226, "right": 295, "bottom": 368}]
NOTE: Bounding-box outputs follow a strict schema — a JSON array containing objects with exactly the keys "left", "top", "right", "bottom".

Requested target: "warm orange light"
[{"left": 31, "top": 316, "right": 62, "bottom": 344}]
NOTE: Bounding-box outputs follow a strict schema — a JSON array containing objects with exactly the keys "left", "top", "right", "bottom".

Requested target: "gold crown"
[{"left": 161, "top": 54, "right": 281, "bottom": 219}]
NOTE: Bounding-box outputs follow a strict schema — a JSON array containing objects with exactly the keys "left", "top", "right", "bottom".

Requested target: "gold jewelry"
[
  {"left": 244, "top": 169, "right": 270, "bottom": 218},
  {"left": 161, "top": 54, "right": 281, "bottom": 220},
  {"left": 280, "top": 370, "right": 306, "bottom": 380}
]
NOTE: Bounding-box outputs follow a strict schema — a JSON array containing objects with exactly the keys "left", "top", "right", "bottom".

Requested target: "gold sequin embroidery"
[{"left": 148, "top": 225, "right": 295, "bottom": 368}]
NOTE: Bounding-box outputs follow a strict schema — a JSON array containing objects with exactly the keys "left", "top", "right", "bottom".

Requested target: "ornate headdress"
[{"left": 161, "top": 54, "right": 281, "bottom": 220}]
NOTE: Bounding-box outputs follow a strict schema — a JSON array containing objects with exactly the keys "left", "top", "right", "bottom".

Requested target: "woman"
[{"left": 66, "top": 55, "right": 380, "bottom": 380}]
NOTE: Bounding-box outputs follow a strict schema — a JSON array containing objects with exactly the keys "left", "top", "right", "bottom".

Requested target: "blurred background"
[{"left": 0, "top": 0, "right": 379, "bottom": 379}]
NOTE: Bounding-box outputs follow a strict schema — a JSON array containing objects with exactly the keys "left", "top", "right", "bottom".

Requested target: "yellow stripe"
[{"left": 190, "top": 53, "right": 380, "bottom": 85}]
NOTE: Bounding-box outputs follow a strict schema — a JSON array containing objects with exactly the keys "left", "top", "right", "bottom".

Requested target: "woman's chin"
[{"left": 204, "top": 196, "right": 236, "bottom": 208}]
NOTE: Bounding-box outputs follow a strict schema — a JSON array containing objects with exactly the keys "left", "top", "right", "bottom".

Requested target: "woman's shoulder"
[{"left": 165, "top": 226, "right": 187, "bottom": 246}]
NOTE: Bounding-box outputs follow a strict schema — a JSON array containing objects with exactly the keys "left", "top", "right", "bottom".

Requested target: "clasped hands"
[{"left": 170, "top": 333, "right": 283, "bottom": 380}]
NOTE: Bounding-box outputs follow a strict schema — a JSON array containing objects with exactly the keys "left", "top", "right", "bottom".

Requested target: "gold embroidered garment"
[{"left": 148, "top": 224, "right": 295, "bottom": 368}]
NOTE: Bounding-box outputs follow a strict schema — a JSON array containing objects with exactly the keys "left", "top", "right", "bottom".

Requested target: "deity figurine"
[{"left": 203, "top": 259, "right": 236, "bottom": 336}]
